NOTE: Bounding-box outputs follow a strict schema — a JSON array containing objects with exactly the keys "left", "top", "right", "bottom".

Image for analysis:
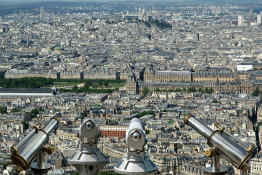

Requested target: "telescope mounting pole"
[
  {"left": 211, "top": 153, "right": 220, "bottom": 172},
  {"left": 239, "top": 166, "right": 249, "bottom": 175},
  {"left": 31, "top": 147, "right": 53, "bottom": 175},
  {"left": 204, "top": 148, "right": 227, "bottom": 175}
]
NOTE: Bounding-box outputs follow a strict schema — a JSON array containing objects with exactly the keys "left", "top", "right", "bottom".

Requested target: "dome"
[
  {"left": 40, "top": 48, "right": 52, "bottom": 56},
  {"left": 3, "top": 170, "right": 9, "bottom": 175}
]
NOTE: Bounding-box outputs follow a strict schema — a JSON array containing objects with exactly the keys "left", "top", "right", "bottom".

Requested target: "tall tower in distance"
[
  {"left": 196, "top": 33, "right": 200, "bottom": 41},
  {"left": 40, "top": 7, "right": 45, "bottom": 21},
  {"left": 238, "top": 15, "right": 244, "bottom": 26},
  {"left": 257, "top": 14, "right": 262, "bottom": 25}
]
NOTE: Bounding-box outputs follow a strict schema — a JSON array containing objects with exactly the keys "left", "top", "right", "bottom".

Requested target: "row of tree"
[
  {"left": 124, "top": 110, "right": 154, "bottom": 121},
  {"left": 0, "top": 77, "right": 54, "bottom": 88},
  {"left": 70, "top": 172, "right": 120, "bottom": 175},
  {"left": 147, "top": 18, "right": 172, "bottom": 29},
  {"left": 0, "top": 77, "right": 125, "bottom": 89},
  {"left": 0, "top": 105, "right": 7, "bottom": 114},
  {"left": 252, "top": 87, "right": 261, "bottom": 96},
  {"left": 23, "top": 108, "right": 42, "bottom": 130},
  {"left": 60, "top": 85, "right": 117, "bottom": 94},
  {"left": 0, "top": 106, "right": 22, "bottom": 114}
]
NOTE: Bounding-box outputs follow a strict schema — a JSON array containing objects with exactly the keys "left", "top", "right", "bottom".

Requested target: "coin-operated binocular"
[
  {"left": 114, "top": 118, "right": 157, "bottom": 175},
  {"left": 68, "top": 118, "right": 108, "bottom": 175},
  {"left": 184, "top": 114, "right": 258, "bottom": 175},
  {"left": 11, "top": 118, "right": 59, "bottom": 175}
]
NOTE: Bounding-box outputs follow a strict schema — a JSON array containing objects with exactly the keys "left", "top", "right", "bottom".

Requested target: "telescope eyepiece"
[
  {"left": 80, "top": 119, "right": 100, "bottom": 146},
  {"left": 127, "top": 129, "right": 145, "bottom": 153},
  {"left": 131, "top": 130, "right": 142, "bottom": 142},
  {"left": 85, "top": 121, "right": 94, "bottom": 130}
]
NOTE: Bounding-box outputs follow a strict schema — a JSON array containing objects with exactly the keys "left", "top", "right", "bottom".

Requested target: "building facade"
[
  {"left": 126, "top": 67, "right": 254, "bottom": 95},
  {"left": 99, "top": 125, "right": 128, "bottom": 139}
]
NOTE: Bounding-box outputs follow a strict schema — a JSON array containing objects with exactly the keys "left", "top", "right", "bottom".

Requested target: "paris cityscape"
[{"left": 0, "top": 0, "right": 262, "bottom": 175}]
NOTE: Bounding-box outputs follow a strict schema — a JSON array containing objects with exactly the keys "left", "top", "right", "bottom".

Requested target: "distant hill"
[
  {"left": 0, "top": 0, "right": 261, "bottom": 5},
  {"left": 0, "top": 0, "right": 261, "bottom": 16}
]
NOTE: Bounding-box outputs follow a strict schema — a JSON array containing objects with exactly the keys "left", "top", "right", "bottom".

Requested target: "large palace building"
[
  {"left": 144, "top": 67, "right": 235, "bottom": 83},
  {"left": 126, "top": 66, "right": 254, "bottom": 95}
]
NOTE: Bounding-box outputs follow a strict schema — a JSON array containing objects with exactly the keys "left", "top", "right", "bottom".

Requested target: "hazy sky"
[{"left": 0, "top": 0, "right": 259, "bottom": 4}]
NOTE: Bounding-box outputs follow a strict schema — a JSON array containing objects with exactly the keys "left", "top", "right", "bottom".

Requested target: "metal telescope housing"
[
  {"left": 68, "top": 118, "right": 108, "bottom": 175},
  {"left": 10, "top": 118, "right": 59, "bottom": 172},
  {"left": 184, "top": 114, "right": 257, "bottom": 174},
  {"left": 114, "top": 118, "right": 157, "bottom": 175}
]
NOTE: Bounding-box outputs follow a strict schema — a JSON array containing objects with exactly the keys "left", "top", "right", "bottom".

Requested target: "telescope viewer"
[
  {"left": 10, "top": 118, "right": 59, "bottom": 175},
  {"left": 184, "top": 114, "right": 258, "bottom": 175}
]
